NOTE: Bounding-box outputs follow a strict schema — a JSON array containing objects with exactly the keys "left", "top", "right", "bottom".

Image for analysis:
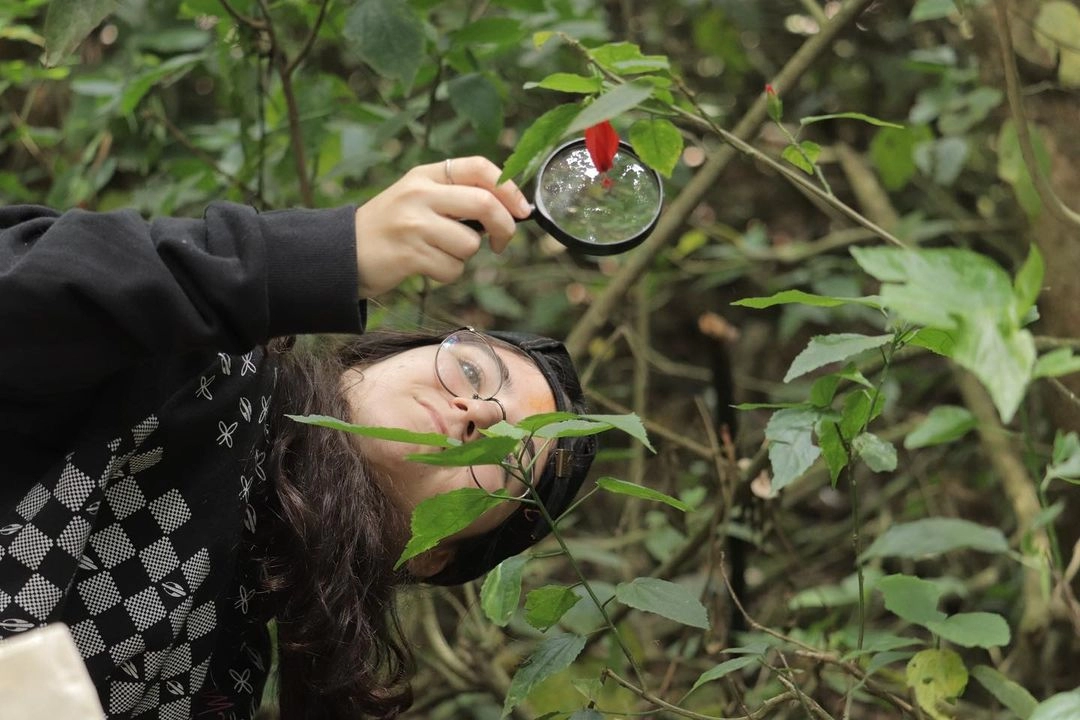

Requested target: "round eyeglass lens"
[
  {"left": 537, "top": 144, "right": 662, "bottom": 246},
  {"left": 435, "top": 331, "right": 505, "bottom": 400}
]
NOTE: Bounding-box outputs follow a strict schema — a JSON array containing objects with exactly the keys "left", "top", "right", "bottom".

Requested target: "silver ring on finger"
[{"left": 444, "top": 158, "right": 455, "bottom": 185}]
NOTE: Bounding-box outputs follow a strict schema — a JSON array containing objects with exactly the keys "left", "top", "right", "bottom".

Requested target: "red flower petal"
[{"left": 584, "top": 120, "right": 619, "bottom": 174}]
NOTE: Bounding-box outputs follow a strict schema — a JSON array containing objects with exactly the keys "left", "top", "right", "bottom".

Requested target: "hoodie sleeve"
[{"left": 0, "top": 202, "right": 365, "bottom": 399}]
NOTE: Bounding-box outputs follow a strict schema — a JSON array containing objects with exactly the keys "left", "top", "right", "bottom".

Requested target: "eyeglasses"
[{"left": 435, "top": 328, "right": 534, "bottom": 497}]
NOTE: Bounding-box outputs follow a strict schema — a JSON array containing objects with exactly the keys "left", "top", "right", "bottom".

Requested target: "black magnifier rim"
[{"left": 532, "top": 138, "right": 663, "bottom": 256}]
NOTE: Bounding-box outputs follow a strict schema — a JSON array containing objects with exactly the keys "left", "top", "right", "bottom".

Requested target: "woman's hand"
[{"left": 353, "top": 156, "right": 532, "bottom": 298}]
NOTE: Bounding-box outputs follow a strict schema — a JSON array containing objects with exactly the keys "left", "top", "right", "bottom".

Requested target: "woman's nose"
[{"left": 452, "top": 396, "right": 506, "bottom": 439}]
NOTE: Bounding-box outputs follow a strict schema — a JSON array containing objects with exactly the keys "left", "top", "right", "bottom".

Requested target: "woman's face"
[{"left": 341, "top": 340, "right": 557, "bottom": 555}]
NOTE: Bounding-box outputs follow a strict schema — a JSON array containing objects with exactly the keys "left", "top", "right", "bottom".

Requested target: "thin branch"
[
  {"left": 602, "top": 668, "right": 797, "bottom": 720},
  {"left": 285, "top": 0, "right": 330, "bottom": 77},
  {"left": 218, "top": 0, "right": 267, "bottom": 30},
  {"left": 142, "top": 109, "right": 251, "bottom": 195},
  {"left": 1048, "top": 377, "right": 1080, "bottom": 411},
  {"left": 991, "top": 0, "right": 1080, "bottom": 228}
]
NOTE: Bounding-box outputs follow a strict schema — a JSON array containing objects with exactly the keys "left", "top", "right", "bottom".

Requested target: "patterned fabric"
[{"left": 0, "top": 349, "right": 277, "bottom": 719}]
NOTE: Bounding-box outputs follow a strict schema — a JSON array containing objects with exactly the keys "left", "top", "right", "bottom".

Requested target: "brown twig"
[
  {"left": 142, "top": 109, "right": 251, "bottom": 195},
  {"left": 991, "top": 0, "right": 1080, "bottom": 228},
  {"left": 218, "top": 0, "right": 267, "bottom": 30},
  {"left": 602, "top": 668, "right": 798, "bottom": 720},
  {"left": 284, "top": 0, "right": 330, "bottom": 77}
]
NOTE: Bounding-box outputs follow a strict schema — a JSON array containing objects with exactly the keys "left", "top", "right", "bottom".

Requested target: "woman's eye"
[{"left": 458, "top": 359, "right": 483, "bottom": 392}]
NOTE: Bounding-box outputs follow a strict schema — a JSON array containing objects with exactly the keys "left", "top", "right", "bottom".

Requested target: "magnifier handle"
[{"left": 459, "top": 205, "right": 537, "bottom": 233}]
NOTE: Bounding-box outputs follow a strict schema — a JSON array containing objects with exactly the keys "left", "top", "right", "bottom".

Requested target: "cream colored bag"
[{"left": 0, "top": 623, "right": 105, "bottom": 719}]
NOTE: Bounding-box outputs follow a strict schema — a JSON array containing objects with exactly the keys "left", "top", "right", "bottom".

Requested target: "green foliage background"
[{"left": 3, "top": 0, "right": 1080, "bottom": 718}]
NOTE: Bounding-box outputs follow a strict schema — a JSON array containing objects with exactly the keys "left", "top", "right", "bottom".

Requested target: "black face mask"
[{"left": 424, "top": 331, "right": 596, "bottom": 587}]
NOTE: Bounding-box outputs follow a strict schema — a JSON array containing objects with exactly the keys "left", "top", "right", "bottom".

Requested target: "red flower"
[
  {"left": 765, "top": 83, "right": 776, "bottom": 96},
  {"left": 584, "top": 120, "right": 619, "bottom": 174}
]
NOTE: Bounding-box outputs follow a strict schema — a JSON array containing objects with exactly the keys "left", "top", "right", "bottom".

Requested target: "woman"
[{"left": 0, "top": 157, "right": 596, "bottom": 719}]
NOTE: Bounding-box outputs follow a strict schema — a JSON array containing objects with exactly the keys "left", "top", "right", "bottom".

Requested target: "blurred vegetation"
[{"left": 4, "top": 0, "right": 1080, "bottom": 718}]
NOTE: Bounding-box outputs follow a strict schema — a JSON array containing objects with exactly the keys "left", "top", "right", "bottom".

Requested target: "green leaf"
[
  {"left": 628, "top": 118, "right": 683, "bottom": 177},
  {"left": 816, "top": 420, "right": 848, "bottom": 486},
  {"left": 448, "top": 73, "right": 503, "bottom": 141},
  {"left": 998, "top": 120, "right": 1053, "bottom": 217},
  {"left": 398, "top": 488, "right": 507, "bottom": 568},
  {"left": 914, "top": 136, "right": 969, "bottom": 186},
  {"left": 499, "top": 103, "right": 579, "bottom": 183},
  {"left": 971, "top": 665, "right": 1038, "bottom": 719},
  {"left": 1013, "top": 244, "right": 1044, "bottom": 323},
  {"left": 406, "top": 436, "right": 520, "bottom": 467},
  {"left": 582, "top": 413, "right": 655, "bottom": 452},
  {"left": 566, "top": 80, "right": 655, "bottom": 134},
  {"left": 502, "top": 634, "right": 587, "bottom": 717},
  {"left": 852, "top": 432, "right": 898, "bottom": 472},
  {"left": 839, "top": 389, "right": 885, "bottom": 441},
  {"left": 907, "top": 328, "right": 956, "bottom": 357},
  {"left": 43, "top": 0, "right": 120, "bottom": 66},
  {"left": 615, "top": 577, "right": 709, "bottom": 629},
  {"left": 1034, "top": 348, "right": 1080, "bottom": 379},
  {"left": 1035, "top": 2, "right": 1080, "bottom": 87},
  {"left": 851, "top": 246, "right": 1036, "bottom": 422},
  {"left": 732, "top": 289, "right": 880, "bottom": 310},
  {"left": 1046, "top": 431, "right": 1080, "bottom": 483},
  {"left": 286, "top": 415, "right": 459, "bottom": 447},
  {"left": 861, "top": 518, "right": 1010, "bottom": 562},
  {"left": 911, "top": 0, "right": 958, "bottom": 22},
  {"left": 870, "top": 125, "right": 935, "bottom": 191},
  {"left": 514, "top": 411, "right": 579, "bottom": 432},
  {"left": 784, "top": 333, "right": 893, "bottom": 383},
  {"left": 904, "top": 405, "right": 977, "bottom": 449},
  {"left": 927, "top": 612, "right": 1011, "bottom": 649},
  {"left": 789, "top": 569, "right": 882, "bottom": 610},
  {"left": 596, "top": 477, "right": 690, "bottom": 511},
  {"left": 481, "top": 555, "right": 529, "bottom": 627},
  {"left": 809, "top": 374, "right": 842, "bottom": 408},
  {"left": 1031, "top": 690, "right": 1080, "bottom": 720},
  {"left": 525, "top": 72, "right": 603, "bottom": 94},
  {"left": 781, "top": 142, "right": 819, "bottom": 175},
  {"left": 765, "top": 407, "right": 822, "bottom": 493},
  {"left": 120, "top": 53, "right": 204, "bottom": 116},
  {"left": 588, "top": 42, "right": 670, "bottom": 75},
  {"left": 449, "top": 17, "right": 526, "bottom": 48},
  {"left": 800, "top": 112, "right": 904, "bottom": 129},
  {"left": 689, "top": 655, "right": 760, "bottom": 695},
  {"left": 525, "top": 585, "right": 582, "bottom": 631},
  {"left": 906, "top": 649, "right": 968, "bottom": 720},
  {"left": 345, "top": 0, "right": 425, "bottom": 88},
  {"left": 568, "top": 710, "right": 605, "bottom": 720},
  {"left": 877, "top": 574, "right": 948, "bottom": 626}
]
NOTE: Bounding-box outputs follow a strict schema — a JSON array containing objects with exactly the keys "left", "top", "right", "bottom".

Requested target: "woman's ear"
[{"left": 405, "top": 546, "right": 454, "bottom": 578}]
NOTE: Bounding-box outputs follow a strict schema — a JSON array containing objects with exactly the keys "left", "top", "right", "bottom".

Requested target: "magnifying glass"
[{"left": 465, "top": 138, "right": 664, "bottom": 256}]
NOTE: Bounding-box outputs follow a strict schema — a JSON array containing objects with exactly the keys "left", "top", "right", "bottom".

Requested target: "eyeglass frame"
[{"left": 434, "top": 327, "right": 538, "bottom": 498}]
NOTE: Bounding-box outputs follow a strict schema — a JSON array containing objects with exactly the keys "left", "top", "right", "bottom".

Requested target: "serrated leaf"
[
  {"left": 525, "top": 585, "right": 582, "bottom": 631},
  {"left": 765, "top": 407, "right": 822, "bottom": 493},
  {"left": 286, "top": 415, "right": 459, "bottom": 447},
  {"left": 596, "top": 477, "right": 689, "bottom": 511},
  {"left": 861, "top": 518, "right": 1010, "bottom": 562},
  {"left": 971, "top": 665, "right": 1038, "bottom": 719},
  {"left": 588, "top": 42, "right": 670, "bottom": 75},
  {"left": 689, "top": 655, "right": 760, "bottom": 694},
  {"left": 904, "top": 405, "right": 977, "bottom": 449},
  {"left": 345, "top": 0, "right": 425, "bottom": 88},
  {"left": 628, "top": 118, "right": 682, "bottom": 177},
  {"left": 809, "top": 375, "right": 842, "bottom": 407},
  {"left": 906, "top": 649, "right": 967, "bottom": 720},
  {"left": 406, "top": 436, "right": 520, "bottom": 467},
  {"left": 1013, "top": 244, "right": 1044, "bottom": 323},
  {"left": 784, "top": 333, "right": 893, "bottom": 383},
  {"left": 500, "top": 103, "right": 579, "bottom": 183},
  {"left": 525, "top": 72, "right": 603, "bottom": 94},
  {"left": 582, "top": 413, "right": 654, "bottom": 452},
  {"left": 502, "top": 634, "right": 587, "bottom": 717},
  {"left": 852, "top": 432, "right": 898, "bottom": 472},
  {"left": 481, "top": 555, "right": 529, "bottom": 626},
  {"left": 800, "top": 112, "right": 904, "bottom": 128},
  {"left": 1034, "top": 348, "right": 1080, "bottom": 379},
  {"left": 566, "top": 80, "right": 655, "bottom": 134},
  {"left": 43, "top": 0, "right": 120, "bottom": 66},
  {"left": 514, "top": 411, "right": 579, "bottom": 432},
  {"left": 398, "top": 488, "right": 507, "bottom": 568},
  {"left": 816, "top": 420, "right": 848, "bottom": 485},
  {"left": 927, "top": 612, "right": 1011, "bottom": 649},
  {"left": 839, "top": 389, "right": 884, "bottom": 441},
  {"left": 1046, "top": 431, "right": 1080, "bottom": 483},
  {"left": 615, "top": 577, "right": 709, "bottom": 629}
]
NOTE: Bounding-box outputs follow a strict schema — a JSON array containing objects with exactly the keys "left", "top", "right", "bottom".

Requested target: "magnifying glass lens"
[{"left": 537, "top": 144, "right": 662, "bottom": 248}]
